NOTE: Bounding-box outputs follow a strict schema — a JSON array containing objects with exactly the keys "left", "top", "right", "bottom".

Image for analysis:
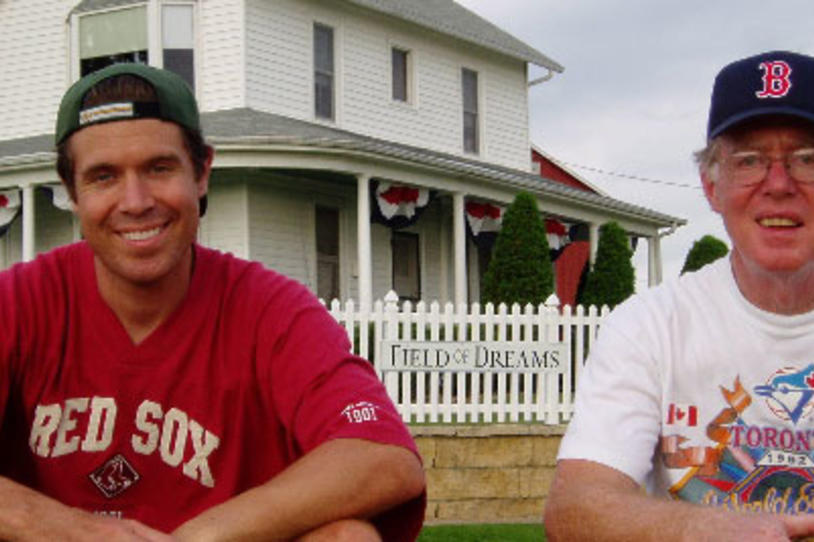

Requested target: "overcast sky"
[{"left": 456, "top": 0, "right": 814, "bottom": 288}]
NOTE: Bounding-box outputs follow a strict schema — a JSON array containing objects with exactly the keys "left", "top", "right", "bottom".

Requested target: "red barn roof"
[{"left": 531, "top": 145, "right": 606, "bottom": 195}]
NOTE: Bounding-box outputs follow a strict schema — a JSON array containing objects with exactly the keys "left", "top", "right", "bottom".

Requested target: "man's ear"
[{"left": 701, "top": 172, "right": 722, "bottom": 214}]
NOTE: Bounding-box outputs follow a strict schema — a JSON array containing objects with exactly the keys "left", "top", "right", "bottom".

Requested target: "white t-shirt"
[{"left": 558, "top": 257, "right": 814, "bottom": 513}]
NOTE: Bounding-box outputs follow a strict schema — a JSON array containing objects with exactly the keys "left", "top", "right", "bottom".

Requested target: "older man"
[
  {"left": 0, "top": 63, "right": 425, "bottom": 541},
  {"left": 545, "top": 51, "right": 814, "bottom": 541}
]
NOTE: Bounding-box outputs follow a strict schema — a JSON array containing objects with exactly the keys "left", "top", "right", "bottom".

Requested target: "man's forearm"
[
  {"left": 0, "top": 477, "right": 171, "bottom": 542},
  {"left": 172, "top": 438, "right": 425, "bottom": 542},
  {"left": 0, "top": 476, "right": 84, "bottom": 540},
  {"left": 544, "top": 459, "right": 814, "bottom": 542}
]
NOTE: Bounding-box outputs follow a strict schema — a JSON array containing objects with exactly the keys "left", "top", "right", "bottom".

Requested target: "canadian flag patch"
[{"left": 666, "top": 403, "right": 698, "bottom": 426}]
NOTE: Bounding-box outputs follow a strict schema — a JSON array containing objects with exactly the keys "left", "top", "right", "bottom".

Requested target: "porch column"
[
  {"left": 453, "top": 192, "right": 466, "bottom": 306},
  {"left": 648, "top": 235, "right": 663, "bottom": 286},
  {"left": 22, "top": 184, "right": 35, "bottom": 262},
  {"left": 589, "top": 222, "right": 599, "bottom": 265},
  {"left": 356, "top": 174, "right": 373, "bottom": 310},
  {"left": 147, "top": 0, "right": 162, "bottom": 68}
]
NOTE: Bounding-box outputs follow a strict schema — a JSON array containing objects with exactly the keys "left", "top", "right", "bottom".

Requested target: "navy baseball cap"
[{"left": 707, "top": 50, "right": 814, "bottom": 140}]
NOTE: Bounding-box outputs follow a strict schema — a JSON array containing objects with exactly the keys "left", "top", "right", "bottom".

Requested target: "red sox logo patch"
[
  {"left": 89, "top": 453, "right": 140, "bottom": 498},
  {"left": 756, "top": 60, "right": 792, "bottom": 98}
]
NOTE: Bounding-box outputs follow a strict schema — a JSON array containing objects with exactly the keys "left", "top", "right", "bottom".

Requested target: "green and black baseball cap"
[{"left": 55, "top": 63, "right": 200, "bottom": 145}]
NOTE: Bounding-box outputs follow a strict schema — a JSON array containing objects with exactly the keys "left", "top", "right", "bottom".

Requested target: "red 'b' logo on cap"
[{"left": 756, "top": 60, "right": 792, "bottom": 98}]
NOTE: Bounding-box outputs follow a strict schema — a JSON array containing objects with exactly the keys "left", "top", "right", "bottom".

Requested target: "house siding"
[
  {"left": 0, "top": 0, "right": 74, "bottom": 140},
  {"left": 482, "top": 64, "right": 530, "bottom": 169},
  {"left": 243, "top": 0, "right": 531, "bottom": 170},
  {"left": 198, "top": 0, "right": 246, "bottom": 112},
  {"left": 245, "top": 0, "right": 313, "bottom": 121},
  {"left": 244, "top": 174, "right": 357, "bottom": 297},
  {"left": 199, "top": 179, "right": 249, "bottom": 259},
  {"left": 247, "top": 180, "right": 315, "bottom": 288}
]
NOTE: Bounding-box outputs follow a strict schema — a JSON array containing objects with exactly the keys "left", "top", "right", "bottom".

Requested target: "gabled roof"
[
  {"left": 344, "top": 0, "right": 563, "bottom": 71},
  {"left": 531, "top": 143, "right": 608, "bottom": 196},
  {"left": 70, "top": 0, "right": 563, "bottom": 72},
  {"left": 0, "top": 108, "right": 681, "bottom": 228}
]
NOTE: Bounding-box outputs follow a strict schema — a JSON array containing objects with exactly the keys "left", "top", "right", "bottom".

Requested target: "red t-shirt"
[{"left": 0, "top": 242, "right": 423, "bottom": 539}]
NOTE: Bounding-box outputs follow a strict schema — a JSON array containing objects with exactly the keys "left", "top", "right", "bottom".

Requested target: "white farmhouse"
[{"left": 0, "top": 0, "right": 683, "bottom": 306}]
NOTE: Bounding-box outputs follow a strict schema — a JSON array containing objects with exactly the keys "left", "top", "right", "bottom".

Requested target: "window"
[
  {"left": 392, "top": 232, "right": 420, "bottom": 301},
  {"left": 161, "top": 4, "right": 195, "bottom": 90},
  {"left": 392, "top": 47, "right": 409, "bottom": 102},
  {"left": 314, "top": 23, "right": 335, "bottom": 120},
  {"left": 316, "top": 206, "right": 340, "bottom": 301},
  {"left": 79, "top": 6, "right": 148, "bottom": 76},
  {"left": 77, "top": 3, "right": 195, "bottom": 89},
  {"left": 462, "top": 68, "right": 479, "bottom": 154}
]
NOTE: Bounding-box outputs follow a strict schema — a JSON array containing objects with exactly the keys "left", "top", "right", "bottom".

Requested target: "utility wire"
[{"left": 551, "top": 158, "right": 702, "bottom": 190}]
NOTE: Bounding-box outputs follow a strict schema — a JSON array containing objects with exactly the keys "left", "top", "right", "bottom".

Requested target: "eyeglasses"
[{"left": 722, "top": 148, "right": 814, "bottom": 186}]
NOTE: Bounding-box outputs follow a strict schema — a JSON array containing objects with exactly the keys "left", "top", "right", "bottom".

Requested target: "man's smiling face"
[
  {"left": 69, "top": 118, "right": 209, "bottom": 289},
  {"left": 703, "top": 121, "right": 814, "bottom": 276}
]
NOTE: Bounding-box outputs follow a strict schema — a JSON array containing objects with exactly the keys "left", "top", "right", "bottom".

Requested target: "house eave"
[
  {"left": 0, "top": 108, "right": 685, "bottom": 233},
  {"left": 0, "top": 152, "right": 56, "bottom": 173},
  {"left": 209, "top": 138, "right": 685, "bottom": 230}
]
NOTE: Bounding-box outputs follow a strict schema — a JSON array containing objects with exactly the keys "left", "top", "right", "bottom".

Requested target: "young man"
[
  {"left": 0, "top": 64, "right": 425, "bottom": 541},
  {"left": 545, "top": 51, "right": 814, "bottom": 541}
]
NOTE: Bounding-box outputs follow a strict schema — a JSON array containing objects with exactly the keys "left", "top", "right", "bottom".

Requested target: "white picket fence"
[{"left": 326, "top": 291, "right": 610, "bottom": 425}]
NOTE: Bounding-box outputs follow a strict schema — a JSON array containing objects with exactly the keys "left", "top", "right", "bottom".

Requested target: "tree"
[
  {"left": 681, "top": 235, "right": 729, "bottom": 274},
  {"left": 481, "top": 192, "right": 554, "bottom": 305},
  {"left": 579, "top": 221, "right": 634, "bottom": 309}
]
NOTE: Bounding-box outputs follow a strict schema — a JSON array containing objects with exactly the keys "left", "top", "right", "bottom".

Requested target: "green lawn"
[{"left": 417, "top": 523, "right": 545, "bottom": 541}]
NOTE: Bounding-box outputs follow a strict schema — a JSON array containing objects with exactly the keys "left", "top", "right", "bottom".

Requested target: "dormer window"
[
  {"left": 79, "top": 5, "right": 148, "bottom": 76},
  {"left": 73, "top": 2, "right": 195, "bottom": 90}
]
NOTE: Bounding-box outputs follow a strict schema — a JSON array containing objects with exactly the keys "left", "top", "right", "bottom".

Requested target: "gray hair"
[{"left": 694, "top": 137, "right": 726, "bottom": 183}]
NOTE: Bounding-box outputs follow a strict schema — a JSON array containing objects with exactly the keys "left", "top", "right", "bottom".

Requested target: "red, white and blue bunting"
[
  {"left": 545, "top": 218, "right": 570, "bottom": 251},
  {"left": 0, "top": 189, "right": 21, "bottom": 237},
  {"left": 370, "top": 181, "right": 434, "bottom": 229},
  {"left": 41, "top": 184, "right": 73, "bottom": 212},
  {"left": 467, "top": 201, "right": 576, "bottom": 258},
  {"left": 465, "top": 201, "right": 504, "bottom": 250}
]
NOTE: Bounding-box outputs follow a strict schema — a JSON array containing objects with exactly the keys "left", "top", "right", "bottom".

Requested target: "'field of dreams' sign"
[{"left": 380, "top": 341, "right": 566, "bottom": 373}]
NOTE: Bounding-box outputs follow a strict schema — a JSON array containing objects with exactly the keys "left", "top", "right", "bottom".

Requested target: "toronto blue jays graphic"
[
  {"left": 754, "top": 365, "right": 814, "bottom": 424},
  {"left": 662, "top": 371, "right": 814, "bottom": 515}
]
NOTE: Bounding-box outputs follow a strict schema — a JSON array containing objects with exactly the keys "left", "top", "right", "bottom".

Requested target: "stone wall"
[{"left": 412, "top": 424, "right": 566, "bottom": 524}]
